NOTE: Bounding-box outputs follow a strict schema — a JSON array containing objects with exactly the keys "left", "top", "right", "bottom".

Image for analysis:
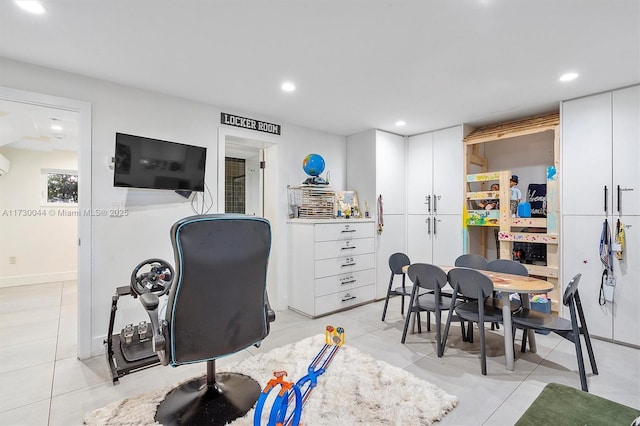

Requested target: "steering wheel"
[{"left": 130, "top": 258, "right": 174, "bottom": 297}]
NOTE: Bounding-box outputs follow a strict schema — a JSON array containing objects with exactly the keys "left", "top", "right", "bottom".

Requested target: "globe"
[{"left": 302, "top": 153, "right": 325, "bottom": 177}]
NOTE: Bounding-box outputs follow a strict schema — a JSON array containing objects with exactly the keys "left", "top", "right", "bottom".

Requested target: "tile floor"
[{"left": 0, "top": 281, "right": 639, "bottom": 425}]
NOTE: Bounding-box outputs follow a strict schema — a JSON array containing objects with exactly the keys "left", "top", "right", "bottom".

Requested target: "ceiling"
[
  {"left": 0, "top": 99, "right": 78, "bottom": 151},
  {"left": 0, "top": 0, "right": 638, "bottom": 137}
]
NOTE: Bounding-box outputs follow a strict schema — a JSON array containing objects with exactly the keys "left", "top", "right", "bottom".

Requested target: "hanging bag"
[{"left": 598, "top": 219, "right": 616, "bottom": 305}]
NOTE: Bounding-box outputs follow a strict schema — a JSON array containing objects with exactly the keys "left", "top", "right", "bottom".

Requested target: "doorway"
[
  {"left": 217, "top": 127, "right": 282, "bottom": 307},
  {"left": 0, "top": 86, "right": 92, "bottom": 359},
  {"left": 224, "top": 140, "right": 265, "bottom": 216}
]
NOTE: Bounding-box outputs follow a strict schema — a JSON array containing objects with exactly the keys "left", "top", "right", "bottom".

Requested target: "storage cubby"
[{"left": 462, "top": 113, "right": 560, "bottom": 311}]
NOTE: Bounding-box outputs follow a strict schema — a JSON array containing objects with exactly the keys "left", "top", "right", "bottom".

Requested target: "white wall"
[
  {"left": 0, "top": 148, "right": 78, "bottom": 286},
  {"left": 0, "top": 57, "right": 347, "bottom": 356},
  {"left": 484, "top": 131, "right": 555, "bottom": 197}
]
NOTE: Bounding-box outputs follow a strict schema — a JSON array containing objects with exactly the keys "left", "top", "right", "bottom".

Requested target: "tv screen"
[{"left": 114, "top": 133, "right": 207, "bottom": 192}]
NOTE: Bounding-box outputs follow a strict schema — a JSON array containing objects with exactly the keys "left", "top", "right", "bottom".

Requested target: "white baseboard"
[{"left": 0, "top": 271, "right": 77, "bottom": 288}]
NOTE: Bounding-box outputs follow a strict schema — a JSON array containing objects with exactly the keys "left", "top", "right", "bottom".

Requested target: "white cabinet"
[
  {"left": 288, "top": 219, "right": 376, "bottom": 318},
  {"left": 561, "top": 85, "right": 640, "bottom": 346},
  {"left": 407, "top": 126, "right": 464, "bottom": 265},
  {"left": 347, "top": 130, "right": 406, "bottom": 299}
]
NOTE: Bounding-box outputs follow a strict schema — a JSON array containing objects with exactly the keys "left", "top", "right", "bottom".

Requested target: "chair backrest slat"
[
  {"left": 454, "top": 254, "right": 489, "bottom": 270},
  {"left": 407, "top": 263, "right": 448, "bottom": 292},
  {"left": 447, "top": 267, "right": 494, "bottom": 300},
  {"left": 486, "top": 259, "right": 528, "bottom": 276},
  {"left": 389, "top": 252, "right": 410, "bottom": 275}
]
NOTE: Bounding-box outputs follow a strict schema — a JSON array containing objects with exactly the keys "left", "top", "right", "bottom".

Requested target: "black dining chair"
[
  {"left": 381, "top": 253, "right": 412, "bottom": 321},
  {"left": 401, "top": 264, "right": 465, "bottom": 355},
  {"left": 512, "top": 273, "right": 598, "bottom": 392},
  {"left": 441, "top": 267, "right": 504, "bottom": 375},
  {"left": 454, "top": 253, "right": 489, "bottom": 270},
  {"left": 485, "top": 258, "right": 528, "bottom": 331}
]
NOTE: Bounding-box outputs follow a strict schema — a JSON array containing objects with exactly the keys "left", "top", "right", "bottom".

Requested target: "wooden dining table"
[{"left": 403, "top": 264, "right": 554, "bottom": 371}]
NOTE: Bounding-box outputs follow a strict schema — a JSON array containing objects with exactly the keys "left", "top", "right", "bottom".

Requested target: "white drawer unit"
[{"left": 288, "top": 219, "right": 376, "bottom": 317}]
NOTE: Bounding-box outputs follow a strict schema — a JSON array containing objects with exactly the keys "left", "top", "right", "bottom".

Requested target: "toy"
[{"left": 253, "top": 326, "right": 345, "bottom": 426}]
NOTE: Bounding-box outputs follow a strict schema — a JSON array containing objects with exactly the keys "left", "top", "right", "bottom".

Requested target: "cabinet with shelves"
[
  {"left": 462, "top": 113, "right": 561, "bottom": 311},
  {"left": 287, "top": 219, "right": 376, "bottom": 318},
  {"left": 465, "top": 170, "right": 560, "bottom": 308}
]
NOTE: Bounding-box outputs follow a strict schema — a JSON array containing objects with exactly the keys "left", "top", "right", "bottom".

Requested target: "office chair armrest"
[
  {"left": 265, "top": 292, "right": 276, "bottom": 323},
  {"left": 139, "top": 293, "right": 169, "bottom": 365}
]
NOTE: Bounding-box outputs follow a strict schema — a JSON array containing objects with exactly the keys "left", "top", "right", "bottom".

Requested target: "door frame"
[
  {"left": 217, "top": 126, "right": 280, "bottom": 304},
  {"left": 0, "top": 86, "right": 93, "bottom": 359}
]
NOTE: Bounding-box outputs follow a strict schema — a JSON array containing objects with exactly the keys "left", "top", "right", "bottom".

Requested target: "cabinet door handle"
[
  {"left": 341, "top": 294, "right": 356, "bottom": 302},
  {"left": 617, "top": 185, "right": 621, "bottom": 213},
  {"left": 341, "top": 279, "right": 357, "bottom": 285},
  {"left": 433, "top": 218, "right": 437, "bottom": 235},
  {"left": 341, "top": 229, "right": 356, "bottom": 233},
  {"left": 341, "top": 262, "right": 356, "bottom": 267},
  {"left": 604, "top": 185, "right": 608, "bottom": 213},
  {"left": 426, "top": 217, "right": 431, "bottom": 235},
  {"left": 341, "top": 246, "right": 356, "bottom": 250},
  {"left": 426, "top": 195, "right": 431, "bottom": 212},
  {"left": 433, "top": 194, "right": 438, "bottom": 213}
]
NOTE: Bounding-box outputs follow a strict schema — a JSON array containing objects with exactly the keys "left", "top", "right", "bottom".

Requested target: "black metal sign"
[{"left": 220, "top": 112, "right": 281, "bottom": 135}]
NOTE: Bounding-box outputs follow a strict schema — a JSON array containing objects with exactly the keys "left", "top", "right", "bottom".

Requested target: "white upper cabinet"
[
  {"left": 375, "top": 130, "right": 407, "bottom": 215},
  {"left": 612, "top": 85, "right": 640, "bottom": 216},
  {"left": 407, "top": 127, "right": 463, "bottom": 215},
  {"left": 432, "top": 126, "right": 464, "bottom": 215},
  {"left": 561, "top": 92, "right": 612, "bottom": 215},
  {"left": 407, "top": 132, "right": 433, "bottom": 214},
  {"left": 347, "top": 129, "right": 406, "bottom": 215}
]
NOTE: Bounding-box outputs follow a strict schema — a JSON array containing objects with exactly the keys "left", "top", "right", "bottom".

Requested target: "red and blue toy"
[{"left": 253, "top": 326, "right": 345, "bottom": 426}]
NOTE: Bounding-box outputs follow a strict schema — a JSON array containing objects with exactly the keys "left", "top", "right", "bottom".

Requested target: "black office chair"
[
  {"left": 512, "top": 273, "right": 598, "bottom": 392},
  {"left": 485, "top": 258, "right": 527, "bottom": 331},
  {"left": 381, "top": 253, "right": 412, "bottom": 321},
  {"left": 441, "top": 267, "right": 504, "bottom": 375},
  {"left": 140, "top": 214, "right": 276, "bottom": 425},
  {"left": 401, "top": 264, "right": 465, "bottom": 355}
]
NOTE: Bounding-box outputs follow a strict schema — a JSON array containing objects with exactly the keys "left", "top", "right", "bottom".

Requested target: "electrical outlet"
[{"left": 9, "top": 256, "right": 16, "bottom": 264}]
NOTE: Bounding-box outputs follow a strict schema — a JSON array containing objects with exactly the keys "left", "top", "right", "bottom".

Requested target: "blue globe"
[{"left": 302, "top": 154, "right": 325, "bottom": 177}]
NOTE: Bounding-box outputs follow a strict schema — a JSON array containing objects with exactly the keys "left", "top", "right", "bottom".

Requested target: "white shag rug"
[{"left": 84, "top": 334, "right": 457, "bottom": 425}]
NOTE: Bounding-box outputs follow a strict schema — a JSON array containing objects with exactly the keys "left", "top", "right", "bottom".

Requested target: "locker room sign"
[{"left": 220, "top": 112, "right": 281, "bottom": 135}]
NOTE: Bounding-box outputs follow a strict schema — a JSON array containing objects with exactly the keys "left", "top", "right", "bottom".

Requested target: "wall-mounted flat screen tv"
[{"left": 114, "top": 133, "right": 207, "bottom": 192}]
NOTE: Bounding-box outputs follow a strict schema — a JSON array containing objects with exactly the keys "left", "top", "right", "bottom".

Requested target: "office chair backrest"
[
  {"left": 454, "top": 254, "right": 488, "bottom": 270},
  {"left": 486, "top": 259, "right": 528, "bottom": 276},
  {"left": 407, "top": 263, "right": 448, "bottom": 293},
  {"left": 447, "top": 267, "right": 494, "bottom": 300},
  {"left": 166, "top": 214, "right": 272, "bottom": 365},
  {"left": 389, "top": 252, "right": 411, "bottom": 275}
]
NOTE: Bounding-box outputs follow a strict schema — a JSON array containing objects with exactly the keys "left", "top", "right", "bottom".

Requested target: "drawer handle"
[
  {"left": 341, "top": 294, "right": 356, "bottom": 302},
  {"left": 341, "top": 229, "right": 356, "bottom": 233},
  {"left": 341, "top": 246, "right": 356, "bottom": 250},
  {"left": 341, "top": 262, "right": 356, "bottom": 267},
  {"left": 341, "top": 279, "right": 357, "bottom": 285}
]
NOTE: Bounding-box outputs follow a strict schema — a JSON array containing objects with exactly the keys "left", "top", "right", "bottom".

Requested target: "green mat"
[{"left": 515, "top": 383, "right": 640, "bottom": 426}]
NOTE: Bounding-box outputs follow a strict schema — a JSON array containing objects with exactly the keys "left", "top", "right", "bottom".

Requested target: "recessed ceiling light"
[
  {"left": 15, "top": 0, "right": 46, "bottom": 14},
  {"left": 281, "top": 82, "right": 296, "bottom": 92},
  {"left": 395, "top": 120, "right": 406, "bottom": 127},
  {"left": 559, "top": 72, "right": 579, "bottom": 82}
]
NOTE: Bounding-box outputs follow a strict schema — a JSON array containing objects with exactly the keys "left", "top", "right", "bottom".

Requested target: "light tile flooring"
[{"left": 1, "top": 281, "right": 639, "bottom": 425}]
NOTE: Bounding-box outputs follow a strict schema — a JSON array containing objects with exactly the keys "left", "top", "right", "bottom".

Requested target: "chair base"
[{"left": 155, "top": 372, "right": 260, "bottom": 425}]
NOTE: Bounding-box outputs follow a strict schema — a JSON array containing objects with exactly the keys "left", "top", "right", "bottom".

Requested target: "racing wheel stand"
[{"left": 105, "top": 259, "right": 173, "bottom": 384}]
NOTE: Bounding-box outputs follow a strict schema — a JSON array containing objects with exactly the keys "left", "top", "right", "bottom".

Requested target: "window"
[{"left": 41, "top": 169, "right": 78, "bottom": 206}]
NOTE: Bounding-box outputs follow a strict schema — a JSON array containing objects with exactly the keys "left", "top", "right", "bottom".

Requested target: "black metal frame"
[{"left": 105, "top": 285, "right": 161, "bottom": 384}]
